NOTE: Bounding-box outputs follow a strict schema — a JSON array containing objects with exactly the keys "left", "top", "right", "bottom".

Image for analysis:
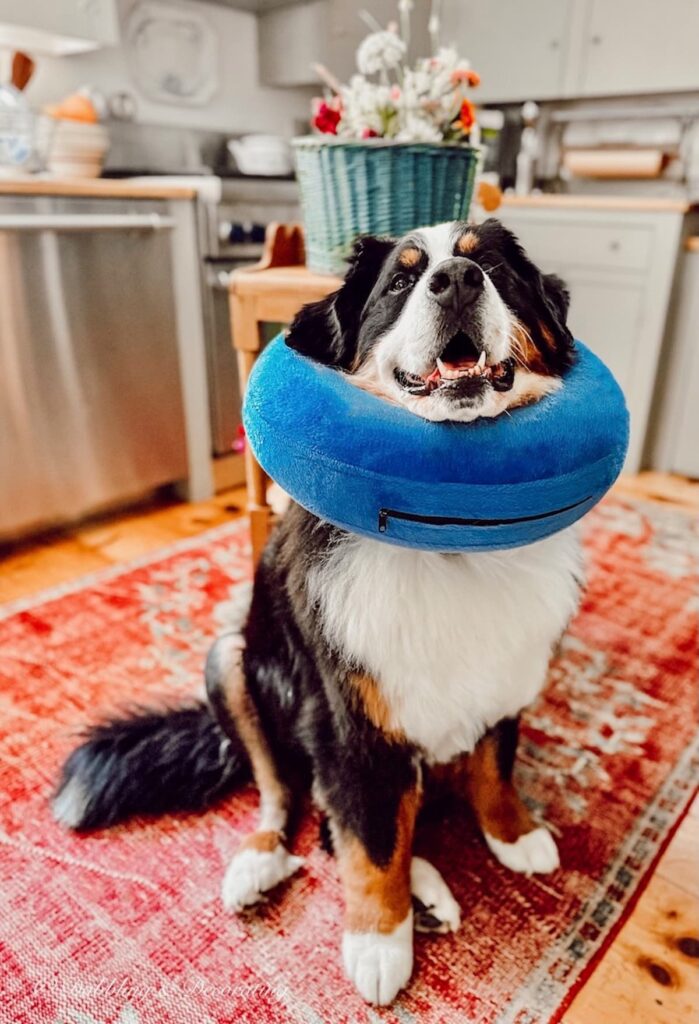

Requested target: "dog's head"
[{"left": 286, "top": 219, "right": 575, "bottom": 422}]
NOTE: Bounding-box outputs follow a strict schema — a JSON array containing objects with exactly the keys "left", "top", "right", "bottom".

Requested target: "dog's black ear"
[
  {"left": 536, "top": 271, "right": 575, "bottom": 371},
  {"left": 542, "top": 273, "right": 571, "bottom": 325},
  {"left": 285, "top": 235, "right": 394, "bottom": 368}
]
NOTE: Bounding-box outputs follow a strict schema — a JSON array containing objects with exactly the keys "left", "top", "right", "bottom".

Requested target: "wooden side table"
[{"left": 229, "top": 223, "right": 341, "bottom": 564}]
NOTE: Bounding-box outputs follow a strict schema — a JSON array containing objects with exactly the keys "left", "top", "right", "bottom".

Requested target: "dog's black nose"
[{"left": 428, "top": 258, "right": 484, "bottom": 311}]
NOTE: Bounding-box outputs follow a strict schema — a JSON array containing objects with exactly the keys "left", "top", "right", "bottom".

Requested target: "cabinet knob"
[
  {"left": 609, "top": 240, "right": 620, "bottom": 252},
  {"left": 591, "top": 34, "right": 602, "bottom": 45},
  {"left": 550, "top": 39, "right": 560, "bottom": 50}
]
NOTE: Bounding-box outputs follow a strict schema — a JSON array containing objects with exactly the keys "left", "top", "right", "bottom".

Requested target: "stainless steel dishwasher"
[{"left": 0, "top": 195, "right": 188, "bottom": 539}]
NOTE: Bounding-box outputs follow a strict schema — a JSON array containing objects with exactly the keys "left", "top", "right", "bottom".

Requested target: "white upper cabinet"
[
  {"left": 258, "top": 0, "right": 328, "bottom": 87},
  {"left": 578, "top": 0, "right": 699, "bottom": 97},
  {"left": 441, "top": 0, "right": 575, "bottom": 103},
  {"left": 0, "top": 0, "right": 119, "bottom": 54},
  {"left": 259, "top": 0, "right": 430, "bottom": 88},
  {"left": 441, "top": 0, "right": 699, "bottom": 103}
]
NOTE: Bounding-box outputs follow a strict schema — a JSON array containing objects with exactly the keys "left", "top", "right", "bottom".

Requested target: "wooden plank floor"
[{"left": 0, "top": 472, "right": 696, "bottom": 1021}]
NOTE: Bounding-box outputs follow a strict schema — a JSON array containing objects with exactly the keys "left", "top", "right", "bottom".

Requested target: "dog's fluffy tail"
[{"left": 52, "top": 702, "right": 249, "bottom": 831}]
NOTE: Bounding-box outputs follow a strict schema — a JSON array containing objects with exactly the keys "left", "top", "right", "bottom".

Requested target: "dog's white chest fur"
[{"left": 309, "top": 529, "right": 583, "bottom": 761}]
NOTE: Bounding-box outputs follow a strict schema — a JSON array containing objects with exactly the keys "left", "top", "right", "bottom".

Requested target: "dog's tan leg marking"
[
  {"left": 211, "top": 636, "right": 304, "bottom": 911},
  {"left": 347, "top": 673, "right": 405, "bottom": 743},
  {"left": 454, "top": 732, "right": 560, "bottom": 875},
  {"left": 335, "top": 787, "right": 419, "bottom": 1005}
]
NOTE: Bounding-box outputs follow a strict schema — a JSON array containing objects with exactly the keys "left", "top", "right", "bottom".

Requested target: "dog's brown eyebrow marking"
[
  {"left": 397, "top": 246, "right": 422, "bottom": 267},
  {"left": 456, "top": 231, "right": 479, "bottom": 254}
]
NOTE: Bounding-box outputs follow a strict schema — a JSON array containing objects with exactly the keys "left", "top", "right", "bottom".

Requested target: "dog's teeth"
[{"left": 477, "top": 350, "right": 487, "bottom": 369}]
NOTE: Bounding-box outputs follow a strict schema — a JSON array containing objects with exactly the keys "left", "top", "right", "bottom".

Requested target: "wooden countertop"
[
  {"left": 500, "top": 193, "right": 691, "bottom": 213},
  {"left": 0, "top": 177, "right": 196, "bottom": 200}
]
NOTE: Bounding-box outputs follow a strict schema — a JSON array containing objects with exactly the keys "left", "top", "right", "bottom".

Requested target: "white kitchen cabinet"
[
  {"left": 578, "top": 0, "right": 699, "bottom": 97},
  {"left": 495, "top": 202, "right": 687, "bottom": 471},
  {"left": 259, "top": 0, "right": 430, "bottom": 88},
  {"left": 441, "top": 0, "right": 699, "bottom": 102},
  {"left": 0, "top": 0, "right": 119, "bottom": 54},
  {"left": 648, "top": 242, "right": 699, "bottom": 477},
  {"left": 258, "top": 0, "right": 327, "bottom": 87},
  {"left": 441, "top": 0, "right": 574, "bottom": 104}
]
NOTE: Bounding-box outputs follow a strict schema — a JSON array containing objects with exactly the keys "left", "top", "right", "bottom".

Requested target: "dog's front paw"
[
  {"left": 342, "top": 912, "right": 413, "bottom": 1005},
  {"left": 485, "top": 826, "right": 560, "bottom": 875},
  {"left": 222, "top": 840, "right": 304, "bottom": 912},
  {"left": 410, "top": 856, "right": 461, "bottom": 934}
]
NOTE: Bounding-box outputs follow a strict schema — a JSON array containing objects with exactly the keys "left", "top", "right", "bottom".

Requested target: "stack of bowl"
[{"left": 39, "top": 94, "right": 109, "bottom": 178}]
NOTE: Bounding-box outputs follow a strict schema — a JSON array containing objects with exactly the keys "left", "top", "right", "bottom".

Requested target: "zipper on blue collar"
[{"left": 378, "top": 496, "right": 593, "bottom": 534}]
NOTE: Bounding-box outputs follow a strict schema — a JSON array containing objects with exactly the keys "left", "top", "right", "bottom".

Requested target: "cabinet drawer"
[{"left": 497, "top": 214, "right": 653, "bottom": 273}]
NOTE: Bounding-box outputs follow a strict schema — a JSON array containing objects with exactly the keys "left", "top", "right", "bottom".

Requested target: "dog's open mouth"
[{"left": 394, "top": 331, "right": 515, "bottom": 397}]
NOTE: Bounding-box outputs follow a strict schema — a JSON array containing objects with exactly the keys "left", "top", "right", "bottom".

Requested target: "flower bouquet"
[{"left": 293, "top": 1, "right": 482, "bottom": 273}]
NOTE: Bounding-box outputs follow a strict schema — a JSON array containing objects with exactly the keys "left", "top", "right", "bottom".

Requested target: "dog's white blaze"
[
  {"left": 308, "top": 527, "right": 583, "bottom": 762},
  {"left": 367, "top": 222, "right": 521, "bottom": 423}
]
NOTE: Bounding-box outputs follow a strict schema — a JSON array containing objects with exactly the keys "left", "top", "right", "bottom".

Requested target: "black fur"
[
  {"left": 466, "top": 219, "right": 575, "bottom": 373},
  {"left": 53, "top": 704, "right": 249, "bottom": 830},
  {"left": 493, "top": 716, "right": 520, "bottom": 781},
  {"left": 285, "top": 235, "right": 395, "bottom": 367},
  {"left": 240, "top": 504, "right": 417, "bottom": 867}
]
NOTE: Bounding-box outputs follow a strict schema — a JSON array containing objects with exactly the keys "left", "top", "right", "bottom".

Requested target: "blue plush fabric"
[{"left": 243, "top": 335, "right": 629, "bottom": 552}]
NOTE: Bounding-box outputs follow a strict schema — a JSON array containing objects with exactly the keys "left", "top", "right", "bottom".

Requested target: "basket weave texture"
[{"left": 292, "top": 138, "right": 481, "bottom": 274}]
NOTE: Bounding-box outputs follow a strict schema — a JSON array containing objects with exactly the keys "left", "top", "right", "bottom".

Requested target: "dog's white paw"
[
  {"left": 342, "top": 912, "right": 413, "bottom": 1005},
  {"left": 410, "top": 856, "right": 461, "bottom": 934},
  {"left": 485, "top": 826, "right": 560, "bottom": 875},
  {"left": 222, "top": 843, "right": 304, "bottom": 912}
]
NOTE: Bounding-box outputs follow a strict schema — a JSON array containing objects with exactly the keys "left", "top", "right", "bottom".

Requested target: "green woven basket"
[{"left": 292, "top": 137, "right": 482, "bottom": 275}]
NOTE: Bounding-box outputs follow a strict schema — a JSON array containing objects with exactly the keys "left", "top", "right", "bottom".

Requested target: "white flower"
[
  {"left": 395, "top": 112, "right": 442, "bottom": 143},
  {"left": 356, "top": 30, "right": 406, "bottom": 76}
]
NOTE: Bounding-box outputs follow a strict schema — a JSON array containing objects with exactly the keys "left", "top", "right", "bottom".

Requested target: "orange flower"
[
  {"left": 450, "top": 68, "right": 481, "bottom": 87},
  {"left": 457, "top": 98, "right": 476, "bottom": 131}
]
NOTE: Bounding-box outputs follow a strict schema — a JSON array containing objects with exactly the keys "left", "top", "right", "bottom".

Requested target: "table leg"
[{"left": 236, "top": 346, "right": 272, "bottom": 567}]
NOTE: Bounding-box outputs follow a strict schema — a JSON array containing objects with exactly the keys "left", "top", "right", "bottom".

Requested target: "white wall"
[{"left": 22, "top": 0, "right": 315, "bottom": 136}]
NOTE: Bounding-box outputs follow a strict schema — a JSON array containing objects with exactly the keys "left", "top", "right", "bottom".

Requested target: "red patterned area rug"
[{"left": 0, "top": 499, "right": 697, "bottom": 1024}]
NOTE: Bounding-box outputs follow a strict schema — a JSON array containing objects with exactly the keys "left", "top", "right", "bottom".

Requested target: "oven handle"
[{"left": 0, "top": 213, "right": 176, "bottom": 232}]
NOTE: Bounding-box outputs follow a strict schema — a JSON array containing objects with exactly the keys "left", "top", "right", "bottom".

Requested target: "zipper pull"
[{"left": 378, "top": 509, "right": 388, "bottom": 533}]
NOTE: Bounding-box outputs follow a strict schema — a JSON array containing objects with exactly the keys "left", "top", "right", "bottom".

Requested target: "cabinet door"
[
  {"left": 580, "top": 0, "right": 699, "bottom": 96},
  {"left": 559, "top": 274, "right": 645, "bottom": 393},
  {"left": 0, "top": 0, "right": 118, "bottom": 48},
  {"left": 258, "top": 1, "right": 328, "bottom": 87},
  {"left": 79, "top": 0, "right": 120, "bottom": 47},
  {"left": 327, "top": 0, "right": 431, "bottom": 83},
  {"left": 441, "top": 0, "right": 573, "bottom": 103}
]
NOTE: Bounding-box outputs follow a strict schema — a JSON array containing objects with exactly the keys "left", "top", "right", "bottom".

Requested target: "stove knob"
[{"left": 218, "top": 220, "right": 233, "bottom": 242}]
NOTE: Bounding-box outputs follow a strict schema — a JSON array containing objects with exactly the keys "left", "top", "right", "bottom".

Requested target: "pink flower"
[
  {"left": 390, "top": 84, "right": 402, "bottom": 101},
  {"left": 361, "top": 128, "right": 379, "bottom": 139}
]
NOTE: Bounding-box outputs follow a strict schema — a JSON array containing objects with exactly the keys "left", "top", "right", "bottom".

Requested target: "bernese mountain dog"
[{"left": 54, "top": 219, "right": 583, "bottom": 1006}]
